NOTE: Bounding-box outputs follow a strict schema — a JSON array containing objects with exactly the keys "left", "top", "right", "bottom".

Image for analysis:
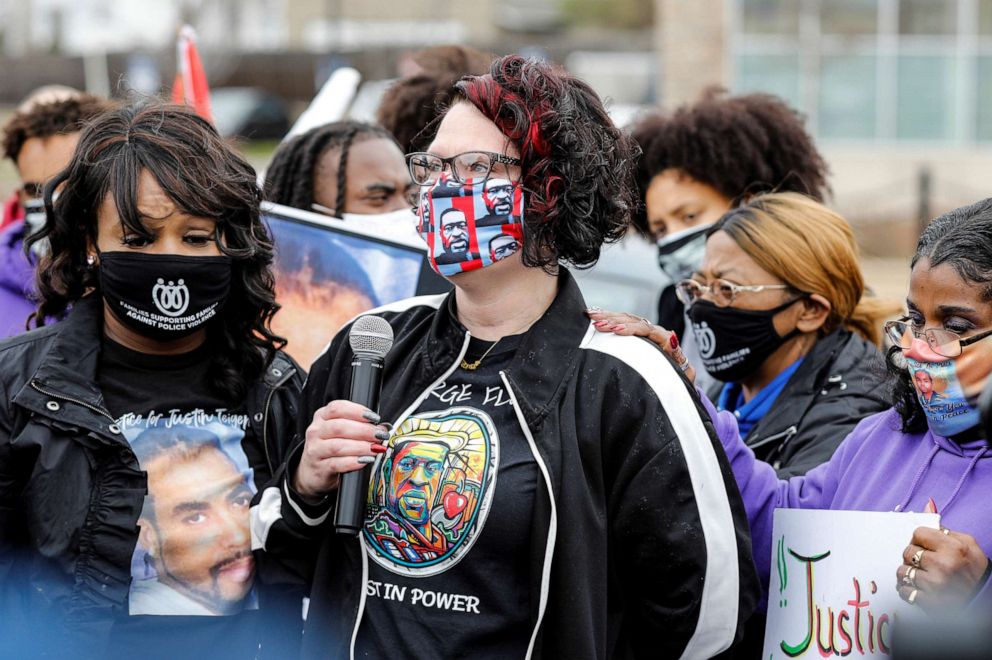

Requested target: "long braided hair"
[{"left": 263, "top": 121, "right": 398, "bottom": 215}]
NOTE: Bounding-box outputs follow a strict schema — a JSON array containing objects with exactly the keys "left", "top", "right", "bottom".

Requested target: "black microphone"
[{"left": 334, "top": 315, "right": 394, "bottom": 536}]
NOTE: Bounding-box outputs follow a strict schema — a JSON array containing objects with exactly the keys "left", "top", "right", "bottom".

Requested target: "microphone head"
[{"left": 349, "top": 315, "right": 394, "bottom": 359}]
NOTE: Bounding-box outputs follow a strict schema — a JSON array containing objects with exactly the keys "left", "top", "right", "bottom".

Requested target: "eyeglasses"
[
  {"left": 406, "top": 151, "right": 521, "bottom": 186},
  {"left": 883, "top": 319, "right": 992, "bottom": 358},
  {"left": 675, "top": 278, "right": 792, "bottom": 307}
]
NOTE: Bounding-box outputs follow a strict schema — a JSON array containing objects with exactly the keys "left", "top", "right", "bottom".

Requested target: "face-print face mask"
[
  {"left": 905, "top": 338, "right": 982, "bottom": 437},
  {"left": 416, "top": 174, "right": 524, "bottom": 278}
]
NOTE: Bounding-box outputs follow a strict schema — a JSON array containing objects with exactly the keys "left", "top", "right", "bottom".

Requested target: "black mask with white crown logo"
[{"left": 98, "top": 252, "right": 232, "bottom": 340}]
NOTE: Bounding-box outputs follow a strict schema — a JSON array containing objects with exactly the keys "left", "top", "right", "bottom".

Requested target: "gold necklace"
[
  {"left": 460, "top": 338, "right": 502, "bottom": 371},
  {"left": 458, "top": 314, "right": 540, "bottom": 371}
]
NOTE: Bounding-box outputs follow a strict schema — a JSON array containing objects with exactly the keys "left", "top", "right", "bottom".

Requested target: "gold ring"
[
  {"left": 908, "top": 588, "right": 919, "bottom": 604},
  {"left": 639, "top": 317, "right": 652, "bottom": 326},
  {"left": 902, "top": 566, "right": 917, "bottom": 587},
  {"left": 911, "top": 549, "right": 924, "bottom": 568},
  {"left": 941, "top": 527, "right": 950, "bottom": 535}
]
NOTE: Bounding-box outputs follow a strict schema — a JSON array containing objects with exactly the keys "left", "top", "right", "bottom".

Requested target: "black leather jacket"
[
  {"left": 0, "top": 296, "right": 304, "bottom": 658},
  {"left": 254, "top": 270, "right": 759, "bottom": 659}
]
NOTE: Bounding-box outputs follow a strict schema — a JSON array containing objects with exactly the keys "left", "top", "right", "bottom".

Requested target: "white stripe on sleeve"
[{"left": 581, "top": 326, "right": 740, "bottom": 659}]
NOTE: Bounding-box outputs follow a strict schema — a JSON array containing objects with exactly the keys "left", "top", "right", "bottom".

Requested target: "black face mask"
[
  {"left": 687, "top": 296, "right": 806, "bottom": 383},
  {"left": 98, "top": 252, "right": 232, "bottom": 340}
]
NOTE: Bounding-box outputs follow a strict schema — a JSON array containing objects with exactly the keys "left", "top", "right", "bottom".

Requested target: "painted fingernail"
[
  {"left": 371, "top": 444, "right": 388, "bottom": 454},
  {"left": 357, "top": 456, "right": 375, "bottom": 465},
  {"left": 362, "top": 410, "right": 381, "bottom": 424},
  {"left": 375, "top": 430, "right": 390, "bottom": 442},
  {"left": 670, "top": 334, "right": 680, "bottom": 350},
  {"left": 594, "top": 320, "right": 608, "bottom": 327}
]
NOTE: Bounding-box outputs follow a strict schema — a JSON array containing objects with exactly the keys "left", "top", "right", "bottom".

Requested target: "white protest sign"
[{"left": 763, "top": 509, "right": 939, "bottom": 658}]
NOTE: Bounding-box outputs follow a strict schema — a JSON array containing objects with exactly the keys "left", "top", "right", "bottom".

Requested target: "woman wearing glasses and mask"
[
  {"left": 611, "top": 199, "right": 992, "bottom": 623},
  {"left": 255, "top": 55, "right": 759, "bottom": 659},
  {"left": 593, "top": 193, "right": 894, "bottom": 478}
]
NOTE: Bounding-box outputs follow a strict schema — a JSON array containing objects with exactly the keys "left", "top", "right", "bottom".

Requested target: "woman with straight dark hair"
[
  {"left": 0, "top": 103, "right": 304, "bottom": 659},
  {"left": 255, "top": 55, "right": 759, "bottom": 659}
]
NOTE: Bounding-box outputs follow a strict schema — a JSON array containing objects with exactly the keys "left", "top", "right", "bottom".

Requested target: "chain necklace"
[
  {"left": 460, "top": 339, "right": 503, "bottom": 371},
  {"left": 458, "top": 314, "right": 540, "bottom": 371}
]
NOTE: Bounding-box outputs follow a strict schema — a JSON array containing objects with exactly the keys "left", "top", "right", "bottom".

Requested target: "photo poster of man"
[
  {"left": 121, "top": 413, "right": 258, "bottom": 617},
  {"left": 262, "top": 202, "right": 449, "bottom": 368}
]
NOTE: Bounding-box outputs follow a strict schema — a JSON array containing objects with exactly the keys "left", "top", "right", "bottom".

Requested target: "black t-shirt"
[
  {"left": 356, "top": 332, "right": 539, "bottom": 659},
  {"left": 97, "top": 337, "right": 267, "bottom": 660}
]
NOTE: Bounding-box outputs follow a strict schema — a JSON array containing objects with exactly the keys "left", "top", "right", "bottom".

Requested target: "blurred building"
[
  {"left": 0, "top": 0, "right": 987, "bottom": 255},
  {"left": 659, "top": 0, "right": 992, "bottom": 256}
]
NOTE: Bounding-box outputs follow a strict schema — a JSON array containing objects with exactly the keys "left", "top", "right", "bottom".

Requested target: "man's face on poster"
[
  {"left": 386, "top": 441, "right": 449, "bottom": 525},
  {"left": 139, "top": 445, "right": 255, "bottom": 614},
  {"left": 489, "top": 234, "right": 519, "bottom": 262},
  {"left": 484, "top": 181, "right": 514, "bottom": 216},
  {"left": 440, "top": 209, "right": 469, "bottom": 254}
]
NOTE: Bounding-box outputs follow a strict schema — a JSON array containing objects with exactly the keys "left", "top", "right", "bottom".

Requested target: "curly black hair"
[
  {"left": 628, "top": 88, "right": 830, "bottom": 236},
  {"left": 263, "top": 121, "right": 397, "bottom": 215},
  {"left": 453, "top": 55, "right": 639, "bottom": 270},
  {"left": 376, "top": 45, "right": 491, "bottom": 154},
  {"left": 2, "top": 94, "right": 112, "bottom": 163},
  {"left": 27, "top": 102, "right": 285, "bottom": 403},
  {"left": 886, "top": 197, "right": 992, "bottom": 434}
]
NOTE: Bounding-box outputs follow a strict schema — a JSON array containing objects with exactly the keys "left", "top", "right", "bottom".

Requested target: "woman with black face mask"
[
  {"left": 0, "top": 103, "right": 305, "bottom": 659},
  {"left": 590, "top": 192, "right": 897, "bottom": 479}
]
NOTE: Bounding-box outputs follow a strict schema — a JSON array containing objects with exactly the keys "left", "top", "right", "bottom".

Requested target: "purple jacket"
[
  {"left": 0, "top": 221, "right": 37, "bottom": 338},
  {"left": 703, "top": 395, "right": 992, "bottom": 611}
]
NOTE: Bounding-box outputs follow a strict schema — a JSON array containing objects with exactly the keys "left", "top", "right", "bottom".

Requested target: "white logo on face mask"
[
  {"left": 152, "top": 278, "right": 190, "bottom": 317},
  {"left": 694, "top": 321, "right": 716, "bottom": 359}
]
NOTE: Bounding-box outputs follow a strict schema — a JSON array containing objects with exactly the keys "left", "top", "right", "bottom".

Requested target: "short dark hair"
[
  {"left": 453, "top": 55, "right": 639, "bottom": 270},
  {"left": 29, "top": 102, "right": 284, "bottom": 402},
  {"left": 263, "top": 121, "right": 397, "bottom": 215},
  {"left": 629, "top": 88, "right": 829, "bottom": 236},
  {"left": 2, "top": 94, "right": 111, "bottom": 163},
  {"left": 887, "top": 197, "right": 992, "bottom": 433},
  {"left": 439, "top": 207, "right": 465, "bottom": 222}
]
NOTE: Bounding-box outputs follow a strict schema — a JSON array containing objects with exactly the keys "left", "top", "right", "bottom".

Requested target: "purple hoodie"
[
  {"left": 0, "top": 220, "right": 37, "bottom": 338},
  {"left": 703, "top": 395, "right": 992, "bottom": 611}
]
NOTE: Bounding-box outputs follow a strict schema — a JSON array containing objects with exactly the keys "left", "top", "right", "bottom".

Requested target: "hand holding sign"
[{"left": 897, "top": 526, "right": 991, "bottom": 612}]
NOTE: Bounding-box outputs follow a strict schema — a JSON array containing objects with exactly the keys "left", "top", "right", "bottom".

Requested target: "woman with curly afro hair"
[
  {"left": 258, "top": 55, "right": 759, "bottom": 660},
  {"left": 627, "top": 89, "right": 830, "bottom": 392}
]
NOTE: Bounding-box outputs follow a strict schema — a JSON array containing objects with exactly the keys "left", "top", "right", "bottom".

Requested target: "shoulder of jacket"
[
  {"left": 577, "top": 329, "right": 678, "bottom": 386},
  {"left": 0, "top": 323, "right": 59, "bottom": 355},
  {"left": 0, "top": 325, "right": 59, "bottom": 385}
]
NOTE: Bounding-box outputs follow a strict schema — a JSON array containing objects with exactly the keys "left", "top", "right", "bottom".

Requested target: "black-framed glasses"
[
  {"left": 675, "top": 278, "right": 792, "bottom": 307},
  {"left": 406, "top": 151, "right": 521, "bottom": 186},
  {"left": 884, "top": 318, "right": 992, "bottom": 358}
]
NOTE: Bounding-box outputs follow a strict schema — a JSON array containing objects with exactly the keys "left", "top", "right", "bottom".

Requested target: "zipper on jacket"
[
  {"left": 348, "top": 333, "right": 472, "bottom": 660},
  {"left": 500, "top": 372, "right": 557, "bottom": 660},
  {"left": 748, "top": 424, "right": 798, "bottom": 451},
  {"left": 30, "top": 379, "right": 116, "bottom": 424},
  {"left": 261, "top": 363, "right": 295, "bottom": 474}
]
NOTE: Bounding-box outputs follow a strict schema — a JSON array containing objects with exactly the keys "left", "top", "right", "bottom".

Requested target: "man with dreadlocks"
[
  {"left": 264, "top": 120, "right": 416, "bottom": 219},
  {"left": 262, "top": 121, "right": 422, "bottom": 367}
]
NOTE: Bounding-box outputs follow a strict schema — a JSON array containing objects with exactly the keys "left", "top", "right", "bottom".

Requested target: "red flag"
[{"left": 171, "top": 25, "right": 213, "bottom": 123}]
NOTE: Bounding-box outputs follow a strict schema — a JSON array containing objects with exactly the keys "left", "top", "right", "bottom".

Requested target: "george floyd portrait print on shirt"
[{"left": 118, "top": 411, "right": 259, "bottom": 617}]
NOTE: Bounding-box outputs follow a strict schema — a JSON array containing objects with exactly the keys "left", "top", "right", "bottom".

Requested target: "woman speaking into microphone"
[
  {"left": 0, "top": 103, "right": 304, "bottom": 659},
  {"left": 254, "top": 55, "right": 758, "bottom": 659}
]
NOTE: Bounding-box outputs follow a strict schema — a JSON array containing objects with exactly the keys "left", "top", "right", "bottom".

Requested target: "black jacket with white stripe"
[{"left": 251, "top": 269, "right": 759, "bottom": 659}]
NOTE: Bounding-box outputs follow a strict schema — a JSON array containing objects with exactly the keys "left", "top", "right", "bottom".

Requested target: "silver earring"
[{"left": 86, "top": 255, "right": 96, "bottom": 266}]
